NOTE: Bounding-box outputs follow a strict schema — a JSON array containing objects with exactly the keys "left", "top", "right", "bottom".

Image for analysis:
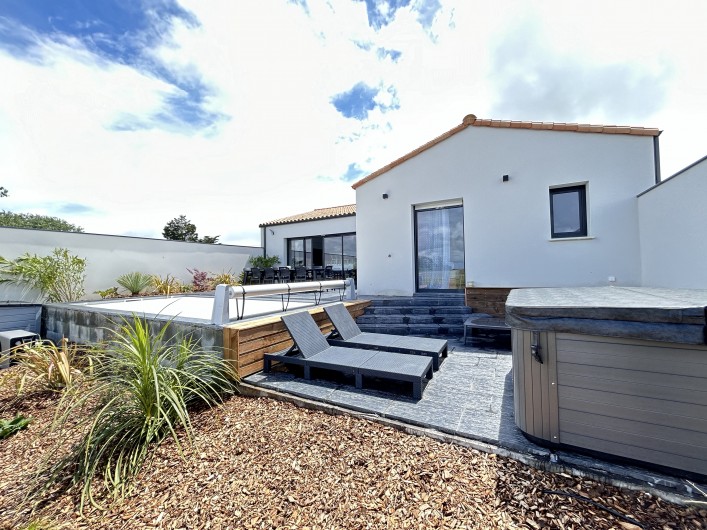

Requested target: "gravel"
[{"left": 0, "top": 371, "right": 704, "bottom": 530}]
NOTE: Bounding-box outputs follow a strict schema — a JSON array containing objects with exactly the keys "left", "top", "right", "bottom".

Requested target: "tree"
[
  {"left": 162, "top": 215, "right": 219, "bottom": 243},
  {"left": 0, "top": 211, "right": 83, "bottom": 232},
  {"left": 163, "top": 215, "right": 198, "bottom": 242},
  {"left": 0, "top": 187, "right": 7, "bottom": 198}
]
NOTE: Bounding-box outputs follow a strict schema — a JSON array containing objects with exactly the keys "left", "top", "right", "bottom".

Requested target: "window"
[
  {"left": 550, "top": 185, "right": 587, "bottom": 238},
  {"left": 288, "top": 233, "right": 356, "bottom": 271}
]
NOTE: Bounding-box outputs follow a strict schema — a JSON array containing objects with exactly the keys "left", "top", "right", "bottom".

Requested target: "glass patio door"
[{"left": 415, "top": 205, "right": 465, "bottom": 291}]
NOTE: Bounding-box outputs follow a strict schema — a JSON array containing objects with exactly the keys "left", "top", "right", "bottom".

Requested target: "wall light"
[
  {"left": 269, "top": 229, "right": 275, "bottom": 235},
  {"left": 502, "top": 175, "right": 509, "bottom": 182},
  {"left": 382, "top": 193, "right": 389, "bottom": 199}
]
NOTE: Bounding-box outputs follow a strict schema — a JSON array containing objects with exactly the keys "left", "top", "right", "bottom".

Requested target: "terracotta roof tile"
[
  {"left": 351, "top": 114, "right": 660, "bottom": 189},
  {"left": 260, "top": 204, "right": 356, "bottom": 227}
]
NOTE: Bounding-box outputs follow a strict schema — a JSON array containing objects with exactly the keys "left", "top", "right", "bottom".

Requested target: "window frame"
[{"left": 549, "top": 184, "right": 588, "bottom": 239}]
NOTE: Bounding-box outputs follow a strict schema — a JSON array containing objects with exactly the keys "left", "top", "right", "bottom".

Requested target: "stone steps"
[{"left": 357, "top": 295, "right": 472, "bottom": 337}]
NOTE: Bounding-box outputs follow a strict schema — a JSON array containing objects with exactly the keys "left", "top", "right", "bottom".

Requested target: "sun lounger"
[
  {"left": 323, "top": 303, "right": 448, "bottom": 371},
  {"left": 265, "top": 310, "right": 433, "bottom": 399}
]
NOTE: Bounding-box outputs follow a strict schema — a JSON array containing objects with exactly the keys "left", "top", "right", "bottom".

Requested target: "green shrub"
[
  {"left": 151, "top": 274, "right": 181, "bottom": 295},
  {"left": 210, "top": 270, "right": 240, "bottom": 288},
  {"left": 116, "top": 272, "right": 153, "bottom": 296},
  {"left": 248, "top": 254, "right": 280, "bottom": 268},
  {"left": 94, "top": 287, "right": 119, "bottom": 299},
  {"left": 41, "top": 316, "right": 235, "bottom": 509},
  {"left": 0, "top": 248, "right": 86, "bottom": 302},
  {"left": 0, "top": 415, "right": 31, "bottom": 439}
]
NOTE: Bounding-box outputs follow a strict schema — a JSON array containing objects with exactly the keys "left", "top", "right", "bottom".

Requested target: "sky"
[{"left": 0, "top": 0, "right": 705, "bottom": 246}]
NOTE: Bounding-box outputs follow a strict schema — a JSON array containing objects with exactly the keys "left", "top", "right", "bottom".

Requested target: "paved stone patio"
[{"left": 246, "top": 335, "right": 706, "bottom": 501}]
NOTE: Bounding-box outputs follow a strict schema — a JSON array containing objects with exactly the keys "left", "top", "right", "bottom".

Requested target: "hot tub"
[{"left": 506, "top": 287, "right": 707, "bottom": 478}]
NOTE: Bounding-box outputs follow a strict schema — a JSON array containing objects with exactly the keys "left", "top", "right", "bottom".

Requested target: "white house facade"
[
  {"left": 260, "top": 205, "right": 356, "bottom": 273},
  {"left": 353, "top": 114, "right": 660, "bottom": 297},
  {"left": 638, "top": 155, "right": 707, "bottom": 289}
]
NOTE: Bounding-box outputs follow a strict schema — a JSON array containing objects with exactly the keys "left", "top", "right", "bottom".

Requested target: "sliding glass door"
[{"left": 415, "top": 205, "right": 465, "bottom": 291}]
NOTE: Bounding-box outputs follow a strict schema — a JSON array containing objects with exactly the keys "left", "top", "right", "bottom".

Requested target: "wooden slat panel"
[
  {"left": 558, "top": 371, "right": 707, "bottom": 406},
  {"left": 557, "top": 335, "right": 707, "bottom": 369},
  {"left": 512, "top": 329, "right": 524, "bottom": 433},
  {"left": 559, "top": 396, "right": 707, "bottom": 434},
  {"left": 558, "top": 362, "right": 707, "bottom": 393},
  {"left": 560, "top": 430, "right": 707, "bottom": 476},
  {"left": 539, "top": 331, "right": 551, "bottom": 440},
  {"left": 558, "top": 386, "right": 707, "bottom": 421},
  {"left": 557, "top": 349, "right": 707, "bottom": 379},
  {"left": 560, "top": 408, "right": 707, "bottom": 450},
  {"left": 546, "top": 332, "right": 560, "bottom": 444},
  {"left": 522, "top": 331, "right": 535, "bottom": 436}
]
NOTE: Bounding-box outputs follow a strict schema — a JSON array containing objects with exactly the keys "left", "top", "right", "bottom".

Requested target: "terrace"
[{"left": 244, "top": 331, "right": 706, "bottom": 503}]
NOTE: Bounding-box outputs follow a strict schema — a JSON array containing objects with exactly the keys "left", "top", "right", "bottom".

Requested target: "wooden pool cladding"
[{"left": 223, "top": 301, "right": 371, "bottom": 378}]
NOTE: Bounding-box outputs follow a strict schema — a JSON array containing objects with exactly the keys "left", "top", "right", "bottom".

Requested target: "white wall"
[
  {"left": 0, "top": 227, "right": 262, "bottom": 301},
  {"left": 356, "top": 126, "right": 657, "bottom": 296},
  {"left": 262, "top": 216, "right": 356, "bottom": 265},
  {"left": 638, "top": 156, "right": 707, "bottom": 288}
]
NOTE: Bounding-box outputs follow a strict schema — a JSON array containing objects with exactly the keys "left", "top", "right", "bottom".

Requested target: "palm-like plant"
[
  {"left": 41, "top": 316, "right": 235, "bottom": 510},
  {"left": 116, "top": 272, "right": 153, "bottom": 296}
]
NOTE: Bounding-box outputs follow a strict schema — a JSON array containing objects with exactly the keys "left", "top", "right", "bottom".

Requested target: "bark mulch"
[{"left": 0, "top": 371, "right": 704, "bottom": 530}]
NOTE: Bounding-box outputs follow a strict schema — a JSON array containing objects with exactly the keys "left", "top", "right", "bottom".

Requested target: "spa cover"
[{"left": 505, "top": 286, "right": 707, "bottom": 345}]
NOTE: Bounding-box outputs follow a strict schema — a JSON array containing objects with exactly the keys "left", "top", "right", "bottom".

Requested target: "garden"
[{"left": 0, "top": 249, "right": 705, "bottom": 528}]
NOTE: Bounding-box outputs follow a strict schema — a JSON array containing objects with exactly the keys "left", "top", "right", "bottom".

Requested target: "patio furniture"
[
  {"left": 324, "top": 265, "right": 334, "bottom": 280},
  {"left": 294, "top": 266, "right": 307, "bottom": 282},
  {"left": 262, "top": 267, "right": 276, "bottom": 284},
  {"left": 313, "top": 267, "right": 326, "bottom": 281},
  {"left": 264, "top": 310, "right": 433, "bottom": 399},
  {"left": 463, "top": 314, "right": 510, "bottom": 345},
  {"left": 248, "top": 267, "right": 261, "bottom": 284},
  {"left": 278, "top": 267, "right": 292, "bottom": 283},
  {"left": 324, "top": 303, "right": 448, "bottom": 371}
]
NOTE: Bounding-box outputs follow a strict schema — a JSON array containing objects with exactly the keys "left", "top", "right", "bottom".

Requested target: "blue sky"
[{"left": 0, "top": 0, "right": 705, "bottom": 245}]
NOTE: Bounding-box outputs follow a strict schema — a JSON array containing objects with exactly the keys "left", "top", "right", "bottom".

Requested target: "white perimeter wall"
[
  {"left": 356, "top": 126, "right": 657, "bottom": 296},
  {"left": 262, "top": 216, "right": 356, "bottom": 265},
  {"left": 638, "top": 156, "right": 707, "bottom": 288},
  {"left": 0, "top": 227, "right": 262, "bottom": 301}
]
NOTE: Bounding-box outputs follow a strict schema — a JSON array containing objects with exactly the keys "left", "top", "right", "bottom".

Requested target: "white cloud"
[{"left": 1, "top": 0, "right": 705, "bottom": 247}]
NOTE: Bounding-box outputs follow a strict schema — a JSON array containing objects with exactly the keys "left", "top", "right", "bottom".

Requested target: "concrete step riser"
[
  {"left": 371, "top": 307, "right": 473, "bottom": 316},
  {"left": 358, "top": 315, "right": 470, "bottom": 325},
  {"left": 358, "top": 324, "right": 464, "bottom": 337},
  {"left": 369, "top": 299, "right": 466, "bottom": 307}
]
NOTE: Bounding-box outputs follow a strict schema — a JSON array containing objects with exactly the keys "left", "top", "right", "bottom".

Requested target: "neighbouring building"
[
  {"left": 352, "top": 114, "right": 662, "bottom": 303},
  {"left": 637, "top": 154, "right": 707, "bottom": 289},
  {"left": 259, "top": 204, "right": 356, "bottom": 274}
]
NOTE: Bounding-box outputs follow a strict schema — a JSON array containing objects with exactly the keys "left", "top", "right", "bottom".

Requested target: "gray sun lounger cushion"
[
  {"left": 323, "top": 303, "right": 448, "bottom": 371},
  {"left": 275, "top": 310, "right": 433, "bottom": 399}
]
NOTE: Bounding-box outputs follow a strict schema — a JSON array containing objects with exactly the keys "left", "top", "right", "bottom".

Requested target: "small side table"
[
  {"left": 463, "top": 314, "right": 510, "bottom": 345},
  {"left": 0, "top": 330, "right": 40, "bottom": 369}
]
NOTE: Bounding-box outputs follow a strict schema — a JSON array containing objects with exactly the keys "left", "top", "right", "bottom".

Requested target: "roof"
[
  {"left": 259, "top": 204, "right": 356, "bottom": 227},
  {"left": 351, "top": 114, "right": 661, "bottom": 190}
]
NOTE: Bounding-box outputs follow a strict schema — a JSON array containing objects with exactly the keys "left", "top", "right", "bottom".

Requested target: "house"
[
  {"left": 259, "top": 204, "right": 356, "bottom": 273},
  {"left": 352, "top": 114, "right": 661, "bottom": 305},
  {"left": 637, "top": 154, "right": 707, "bottom": 289}
]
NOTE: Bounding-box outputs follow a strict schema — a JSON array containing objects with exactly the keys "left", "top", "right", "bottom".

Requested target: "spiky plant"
[
  {"left": 116, "top": 272, "right": 153, "bottom": 296},
  {"left": 11, "top": 339, "right": 84, "bottom": 393},
  {"left": 40, "top": 316, "right": 235, "bottom": 510},
  {"left": 151, "top": 274, "right": 181, "bottom": 295}
]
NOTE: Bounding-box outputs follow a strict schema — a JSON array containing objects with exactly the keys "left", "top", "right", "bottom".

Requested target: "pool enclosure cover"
[{"left": 506, "top": 286, "right": 707, "bottom": 345}]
